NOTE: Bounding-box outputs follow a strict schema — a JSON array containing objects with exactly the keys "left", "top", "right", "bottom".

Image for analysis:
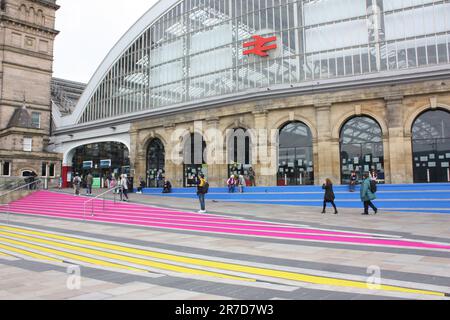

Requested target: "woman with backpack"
[
  {"left": 361, "top": 172, "right": 378, "bottom": 215},
  {"left": 197, "top": 174, "right": 208, "bottom": 213},
  {"left": 322, "top": 178, "right": 338, "bottom": 214}
]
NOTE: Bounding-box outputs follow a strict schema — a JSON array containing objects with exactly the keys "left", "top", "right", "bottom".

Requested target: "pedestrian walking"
[
  {"left": 322, "top": 178, "right": 338, "bottom": 214},
  {"left": 72, "top": 173, "right": 81, "bottom": 196},
  {"left": 248, "top": 167, "right": 256, "bottom": 186},
  {"left": 360, "top": 172, "right": 378, "bottom": 215},
  {"left": 85, "top": 172, "right": 93, "bottom": 195},
  {"left": 197, "top": 174, "right": 208, "bottom": 213},
  {"left": 120, "top": 174, "right": 129, "bottom": 202}
]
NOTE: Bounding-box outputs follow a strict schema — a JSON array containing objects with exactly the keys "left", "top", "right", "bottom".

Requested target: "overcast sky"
[{"left": 54, "top": 0, "right": 158, "bottom": 84}]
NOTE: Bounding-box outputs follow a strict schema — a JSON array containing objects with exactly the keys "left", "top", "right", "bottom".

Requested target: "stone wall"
[{"left": 131, "top": 79, "right": 450, "bottom": 187}]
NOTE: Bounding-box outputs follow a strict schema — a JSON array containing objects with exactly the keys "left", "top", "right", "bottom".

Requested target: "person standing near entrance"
[
  {"left": 72, "top": 173, "right": 81, "bottom": 196},
  {"left": 197, "top": 174, "right": 208, "bottom": 213},
  {"left": 322, "top": 178, "right": 338, "bottom": 214},
  {"left": 119, "top": 174, "right": 129, "bottom": 202},
  {"left": 349, "top": 171, "right": 357, "bottom": 192},
  {"left": 248, "top": 167, "right": 256, "bottom": 186},
  {"left": 238, "top": 174, "right": 246, "bottom": 193},
  {"left": 360, "top": 172, "right": 378, "bottom": 215},
  {"left": 85, "top": 172, "right": 93, "bottom": 196}
]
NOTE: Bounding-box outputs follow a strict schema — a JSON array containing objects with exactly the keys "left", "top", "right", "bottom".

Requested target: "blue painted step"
[{"left": 138, "top": 183, "right": 450, "bottom": 214}]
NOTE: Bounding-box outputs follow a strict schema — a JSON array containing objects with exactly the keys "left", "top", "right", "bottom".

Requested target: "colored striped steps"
[{"left": 2, "top": 191, "right": 450, "bottom": 252}]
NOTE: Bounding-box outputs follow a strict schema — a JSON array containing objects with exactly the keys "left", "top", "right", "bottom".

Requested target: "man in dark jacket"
[
  {"left": 85, "top": 172, "right": 93, "bottom": 195},
  {"left": 360, "top": 172, "right": 378, "bottom": 215}
]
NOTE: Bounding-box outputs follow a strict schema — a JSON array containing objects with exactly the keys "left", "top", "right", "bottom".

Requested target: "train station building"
[{"left": 48, "top": 0, "right": 450, "bottom": 188}]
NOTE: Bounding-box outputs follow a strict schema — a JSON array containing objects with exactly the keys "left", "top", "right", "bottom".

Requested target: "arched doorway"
[
  {"left": 278, "top": 122, "right": 314, "bottom": 186},
  {"left": 71, "top": 142, "right": 130, "bottom": 188},
  {"left": 183, "top": 133, "right": 207, "bottom": 187},
  {"left": 412, "top": 109, "right": 450, "bottom": 183},
  {"left": 340, "top": 116, "right": 384, "bottom": 184},
  {"left": 21, "top": 170, "right": 36, "bottom": 177},
  {"left": 227, "top": 128, "right": 252, "bottom": 178},
  {"left": 146, "top": 138, "right": 165, "bottom": 188}
]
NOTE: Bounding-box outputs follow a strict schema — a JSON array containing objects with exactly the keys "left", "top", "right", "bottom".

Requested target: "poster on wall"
[
  {"left": 428, "top": 162, "right": 436, "bottom": 167},
  {"left": 354, "top": 157, "right": 359, "bottom": 164},
  {"left": 365, "top": 155, "right": 371, "bottom": 163},
  {"left": 429, "top": 154, "right": 435, "bottom": 160},
  {"left": 364, "top": 165, "right": 370, "bottom": 172},
  {"left": 373, "top": 158, "right": 380, "bottom": 163},
  {"left": 420, "top": 156, "right": 428, "bottom": 162},
  {"left": 441, "top": 162, "right": 449, "bottom": 168}
]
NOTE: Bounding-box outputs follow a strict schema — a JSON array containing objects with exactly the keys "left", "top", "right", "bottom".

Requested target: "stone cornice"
[
  {"left": 0, "top": 149, "right": 62, "bottom": 159},
  {"left": 29, "top": 0, "right": 60, "bottom": 10},
  {"left": 0, "top": 45, "right": 54, "bottom": 62},
  {"left": 0, "top": 127, "right": 47, "bottom": 138},
  {"left": 0, "top": 14, "right": 59, "bottom": 36}
]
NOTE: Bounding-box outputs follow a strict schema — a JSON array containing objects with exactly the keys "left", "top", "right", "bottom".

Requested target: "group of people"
[
  {"left": 72, "top": 172, "right": 131, "bottom": 202},
  {"left": 227, "top": 174, "right": 246, "bottom": 193},
  {"left": 322, "top": 171, "right": 378, "bottom": 215}
]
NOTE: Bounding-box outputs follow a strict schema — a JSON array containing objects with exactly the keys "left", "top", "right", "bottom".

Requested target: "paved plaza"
[{"left": 0, "top": 190, "right": 449, "bottom": 300}]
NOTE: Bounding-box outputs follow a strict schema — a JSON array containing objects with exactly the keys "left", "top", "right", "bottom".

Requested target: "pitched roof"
[{"left": 7, "top": 106, "right": 32, "bottom": 129}]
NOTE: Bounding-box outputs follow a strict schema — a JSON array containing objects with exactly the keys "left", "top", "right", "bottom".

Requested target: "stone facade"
[
  {"left": 130, "top": 78, "right": 450, "bottom": 187},
  {"left": 0, "top": 0, "right": 61, "bottom": 178}
]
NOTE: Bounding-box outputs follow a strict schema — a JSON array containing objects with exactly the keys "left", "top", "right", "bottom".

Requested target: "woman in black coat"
[{"left": 322, "top": 178, "right": 338, "bottom": 214}]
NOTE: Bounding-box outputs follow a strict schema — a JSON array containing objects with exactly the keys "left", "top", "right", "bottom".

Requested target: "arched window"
[
  {"left": 183, "top": 133, "right": 206, "bottom": 187},
  {"left": 340, "top": 116, "right": 384, "bottom": 184},
  {"left": 227, "top": 128, "right": 252, "bottom": 177},
  {"left": 146, "top": 138, "right": 165, "bottom": 188},
  {"left": 278, "top": 122, "right": 314, "bottom": 185},
  {"left": 412, "top": 109, "right": 450, "bottom": 183}
]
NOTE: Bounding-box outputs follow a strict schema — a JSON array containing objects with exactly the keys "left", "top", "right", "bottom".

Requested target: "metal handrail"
[
  {"left": 82, "top": 186, "right": 120, "bottom": 220},
  {"left": 0, "top": 179, "right": 42, "bottom": 224}
]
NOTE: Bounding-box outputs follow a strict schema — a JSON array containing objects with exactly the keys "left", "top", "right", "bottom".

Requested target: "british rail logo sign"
[{"left": 243, "top": 35, "right": 277, "bottom": 57}]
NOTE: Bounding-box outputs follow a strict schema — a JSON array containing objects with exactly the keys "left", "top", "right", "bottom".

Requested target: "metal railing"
[
  {"left": 0, "top": 179, "right": 42, "bottom": 224},
  {"left": 82, "top": 186, "right": 121, "bottom": 221}
]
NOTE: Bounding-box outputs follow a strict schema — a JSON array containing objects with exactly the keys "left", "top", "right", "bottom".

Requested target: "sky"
[{"left": 53, "top": 0, "right": 159, "bottom": 84}]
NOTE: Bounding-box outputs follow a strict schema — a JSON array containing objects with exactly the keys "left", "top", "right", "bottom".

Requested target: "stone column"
[
  {"left": 385, "top": 95, "right": 408, "bottom": 184},
  {"left": 129, "top": 129, "right": 140, "bottom": 178},
  {"left": 204, "top": 117, "right": 226, "bottom": 187},
  {"left": 164, "top": 124, "right": 183, "bottom": 187},
  {"left": 252, "top": 109, "right": 276, "bottom": 186},
  {"left": 315, "top": 103, "right": 339, "bottom": 184}
]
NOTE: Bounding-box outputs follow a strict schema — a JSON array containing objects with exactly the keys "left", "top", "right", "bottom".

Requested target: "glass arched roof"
[{"left": 68, "top": 0, "right": 450, "bottom": 126}]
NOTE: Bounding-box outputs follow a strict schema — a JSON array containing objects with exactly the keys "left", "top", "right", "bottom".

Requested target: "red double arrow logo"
[{"left": 243, "top": 35, "right": 277, "bottom": 57}]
